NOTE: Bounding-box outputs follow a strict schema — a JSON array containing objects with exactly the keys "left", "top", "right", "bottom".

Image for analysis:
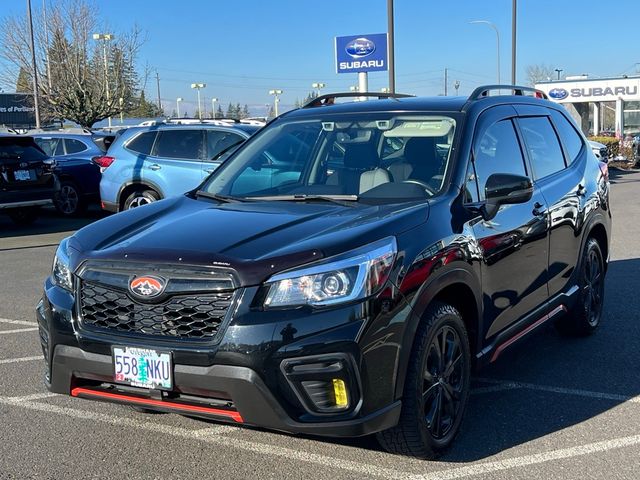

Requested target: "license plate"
[
  {"left": 113, "top": 347, "right": 172, "bottom": 390},
  {"left": 14, "top": 169, "right": 31, "bottom": 181}
]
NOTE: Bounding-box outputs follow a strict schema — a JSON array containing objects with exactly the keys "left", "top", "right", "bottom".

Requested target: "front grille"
[{"left": 79, "top": 281, "right": 234, "bottom": 341}]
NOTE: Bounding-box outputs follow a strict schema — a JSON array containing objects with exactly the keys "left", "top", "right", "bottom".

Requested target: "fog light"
[{"left": 332, "top": 378, "right": 348, "bottom": 408}]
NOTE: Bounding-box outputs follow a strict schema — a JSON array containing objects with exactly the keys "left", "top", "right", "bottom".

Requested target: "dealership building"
[{"left": 535, "top": 76, "right": 640, "bottom": 137}]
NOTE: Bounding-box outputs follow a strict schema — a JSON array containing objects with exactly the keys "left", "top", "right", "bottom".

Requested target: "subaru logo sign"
[
  {"left": 345, "top": 38, "right": 376, "bottom": 58},
  {"left": 548, "top": 88, "right": 569, "bottom": 100}
]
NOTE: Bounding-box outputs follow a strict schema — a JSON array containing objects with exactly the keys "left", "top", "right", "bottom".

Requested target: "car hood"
[{"left": 71, "top": 195, "right": 429, "bottom": 286}]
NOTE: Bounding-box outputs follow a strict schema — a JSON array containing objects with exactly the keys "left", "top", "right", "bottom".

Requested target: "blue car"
[
  {"left": 31, "top": 131, "right": 108, "bottom": 215},
  {"left": 98, "top": 124, "right": 258, "bottom": 212}
]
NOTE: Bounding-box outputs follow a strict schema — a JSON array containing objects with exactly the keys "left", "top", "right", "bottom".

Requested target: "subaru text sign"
[{"left": 335, "top": 33, "right": 388, "bottom": 74}]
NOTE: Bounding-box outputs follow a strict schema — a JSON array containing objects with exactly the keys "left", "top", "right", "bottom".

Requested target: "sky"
[{"left": 1, "top": 0, "right": 639, "bottom": 117}]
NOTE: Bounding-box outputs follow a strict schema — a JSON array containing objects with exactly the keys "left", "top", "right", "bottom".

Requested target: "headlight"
[
  {"left": 52, "top": 237, "right": 73, "bottom": 291},
  {"left": 264, "top": 237, "right": 397, "bottom": 308}
]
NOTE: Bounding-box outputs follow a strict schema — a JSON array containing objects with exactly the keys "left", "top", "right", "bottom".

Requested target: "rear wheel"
[
  {"left": 7, "top": 208, "right": 39, "bottom": 225},
  {"left": 377, "top": 302, "right": 471, "bottom": 459},
  {"left": 54, "top": 181, "right": 86, "bottom": 216},
  {"left": 556, "top": 237, "right": 605, "bottom": 336},
  {"left": 123, "top": 189, "right": 160, "bottom": 210}
]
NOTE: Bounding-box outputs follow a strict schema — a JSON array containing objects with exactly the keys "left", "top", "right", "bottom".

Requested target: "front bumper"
[
  {"left": 45, "top": 344, "right": 400, "bottom": 437},
  {"left": 36, "top": 278, "right": 406, "bottom": 438}
]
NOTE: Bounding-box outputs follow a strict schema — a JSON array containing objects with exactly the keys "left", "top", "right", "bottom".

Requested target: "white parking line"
[
  {"left": 5, "top": 392, "right": 57, "bottom": 402},
  {"left": 470, "top": 383, "right": 521, "bottom": 395},
  {"left": 0, "top": 356, "right": 42, "bottom": 365},
  {"left": 0, "top": 397, "right": 412, "bottom": 480},
  {"left": 0, "top": 328, "right": 38, "bottom": 335},
  {"left": 476, "top": 377, "right": 640, "bottom": 404},
  {"left": 192, "top": 425, "right": 239, "bottom": 437},
  {"left": 412, "top": 434, "right": 640, "bottom": 480},
  {"left": 0, "top": 318, "right": 36, "bottom": 327}
]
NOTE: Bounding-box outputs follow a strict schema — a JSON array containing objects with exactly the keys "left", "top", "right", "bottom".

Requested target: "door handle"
[
  {"left": 148, "top": 164, "right": 161, "bottom": 171},
  {"left": 532, "top": 202, "right": 544, "bottom": 217}
]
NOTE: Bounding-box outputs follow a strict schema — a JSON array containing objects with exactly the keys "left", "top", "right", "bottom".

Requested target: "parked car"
[
  {"left": 38, "top": 86, "right": 611, "bottom": 459},
  {"left": 0, "top": 136, "right": 58, "bottom": 224},
  {"left": 31, "top": 131, "right": 106, "bottom": 215},
  {"left": 588, "top": 140, "right": 608, "bottom": 162},
  {"left": 98, "top": 123, "right": 259, "bottom": 212}
]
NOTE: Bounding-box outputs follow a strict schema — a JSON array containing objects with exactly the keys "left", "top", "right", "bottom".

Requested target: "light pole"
[
  {"left": 26, "top": 0, "right": 40, "bottom": 128},
  {"left": 93, "top": 33, "right": 114, "bottom": 127},
  {"left": 387, "top": 0, "right": 395, "bottom": 93},
  {"left": 511, "top": 0, "right": 517, "bottom": 84},
  {"left": 211, "top": 97, "right": 218, "bottom": 119},
  {"left": 176, "top": 97, "right": 183, "bottom": 118},
  {"left": 470, "top": 20, "right": 500, "bottom": 84},
  {"left": 269, "top": 89, "right": 283, "bottom": 117},
  {"left": 191, "top": 83, "right": 206, "bottom": 120},
  {"left": 119, "top": 97, "right": 123, "bottom": 124},
  {"left": 555, "top": 68, "right": 563, "bottom": 81},
  {"left": 311, "top": 82, "right": 326, "bottom": 97}
]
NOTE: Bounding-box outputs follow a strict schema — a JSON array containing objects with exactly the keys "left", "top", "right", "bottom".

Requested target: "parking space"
[{"left": 0, "top": 170, "right": 639, "bottom": 479}]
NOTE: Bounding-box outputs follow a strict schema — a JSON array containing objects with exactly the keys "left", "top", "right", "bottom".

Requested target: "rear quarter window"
[
  {"left": 126, "top": 131, "right": 157, "bottom": 155},
  {"left": 549, "top": 110, "right": 584, "bottom": 164}
]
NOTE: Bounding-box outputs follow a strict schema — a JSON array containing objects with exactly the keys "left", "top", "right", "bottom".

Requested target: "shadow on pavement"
[{"left": 0, "top": 206, "right": 108, "bottom": 240}]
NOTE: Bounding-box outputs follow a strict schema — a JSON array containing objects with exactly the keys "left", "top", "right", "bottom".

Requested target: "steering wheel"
[{"left": 402, "top": 179, "right": 436, "bottom": 196}]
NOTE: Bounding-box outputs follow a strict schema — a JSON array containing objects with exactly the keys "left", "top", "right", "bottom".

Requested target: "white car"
[{"left": 589, "top": 140, "right": 608, "bottom": 162}]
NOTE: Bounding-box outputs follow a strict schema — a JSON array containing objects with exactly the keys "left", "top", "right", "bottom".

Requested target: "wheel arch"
[
  {"left": 117, "top": 180, "right": 164, "bottom": 211},
  {"left": 394, "top": 264, "right": 482, "bottom": 400}
]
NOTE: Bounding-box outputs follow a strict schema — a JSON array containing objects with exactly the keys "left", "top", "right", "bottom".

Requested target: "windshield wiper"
[
  {"left": 195, "top": 190, "right": 245, "bottom": 203},
  {"left": 211, "top": 140, "right": 244, "bottom": 161},
  {"left": 249, "top": 194, "right": 359, "bottom": 207}
]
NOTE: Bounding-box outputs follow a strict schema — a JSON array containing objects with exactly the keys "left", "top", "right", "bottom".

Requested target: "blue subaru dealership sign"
[{"left": 335, "top": 33, "right": 388, "bottom": 74}]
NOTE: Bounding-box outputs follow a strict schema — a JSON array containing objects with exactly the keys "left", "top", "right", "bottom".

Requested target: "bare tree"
[
  {"left": 0, "top": 0, "right": 144, "bottom": 127},
  {"left": 525, "top": 64, "right": 555, "bottom": 86}
]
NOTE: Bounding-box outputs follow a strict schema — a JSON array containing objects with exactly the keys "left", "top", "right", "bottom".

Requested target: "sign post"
[{"left": 335, "top": 33, "right": 388, "bottom": 99}]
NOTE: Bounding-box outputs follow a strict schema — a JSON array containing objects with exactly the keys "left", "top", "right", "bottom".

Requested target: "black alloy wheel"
[
  {"left": 556, "top": 237, "right": 605, "bottom": 336},
  {"left": 54, "top": 181, "right": 85, "bottom": 216},
  {"left": 377, "top": 302, "right": 470, "bottom": 459},
  {"left": 423, "top": 325, "right": 465, "bottom": 439}
]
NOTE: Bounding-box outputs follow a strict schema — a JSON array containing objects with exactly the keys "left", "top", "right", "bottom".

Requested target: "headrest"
[
  {"left": 343, "top": 143, "right": 379, "bottom": 169},
  {"left": 403, "top": 136, "right": 437, "bottom": 163}
]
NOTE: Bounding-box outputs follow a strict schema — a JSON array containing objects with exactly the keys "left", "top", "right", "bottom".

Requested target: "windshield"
[{"left": 201, "top": 113, "right": 459, "bottom": 204}]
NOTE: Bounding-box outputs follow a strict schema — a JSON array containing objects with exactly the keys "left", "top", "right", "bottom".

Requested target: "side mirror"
[{"left": 481, "top": 173, "right": 533, "bottom": 220}]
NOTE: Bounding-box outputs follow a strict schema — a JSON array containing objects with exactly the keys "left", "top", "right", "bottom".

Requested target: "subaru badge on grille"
[{"left": 129, "top": 276, "right": 166, "bottom": 299}]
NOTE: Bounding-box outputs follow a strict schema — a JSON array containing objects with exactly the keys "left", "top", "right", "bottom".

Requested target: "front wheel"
[
  {"left": 377, "top": 302, "right": 471, "bottom": 458},
  {"left": 556, "top": 237, "right": 605, "bottom": 336}
]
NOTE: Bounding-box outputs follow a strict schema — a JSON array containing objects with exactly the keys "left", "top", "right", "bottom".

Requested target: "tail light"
[
  {"left": 93, "top": 156, "right": 115, "bottom": 170},
  {"left": 598, "top": 161, "right": 609, "bottom": 182}
]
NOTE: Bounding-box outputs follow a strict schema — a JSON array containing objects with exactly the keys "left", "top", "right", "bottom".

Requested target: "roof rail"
[
  {"left": 303, "top": 92, "right": 414, "bottom": 108},
  {"left": 468, "top": 85, "right": 548, "bottom": 101}
]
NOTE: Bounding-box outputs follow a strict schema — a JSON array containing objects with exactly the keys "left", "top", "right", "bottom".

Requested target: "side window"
[
  {"left": 126, "top": 132, "right": 157, "bottom": 155},
  {"left": 549, "top": 110, "right": 584, "bottom": 164},
  {"left": 518, "top": 117, "right": 566, "bottom": 179},
  {"left": 206, "top": 131, "right": 244, "bottom": 160},
  {"left": 54, "top": 139, "right": 65, "bottom": 156},
  {"left": 33, "top": 138, "right": 58, "bottom": 157},
  {"left": 153, "top": 130, "right": 203, "bottom": 160},
  {"left": 64, "top": 139, "right": 88, "bottom": 154},
  {"left": 473, "top": 119, "right": 527, "bottom": 199}
]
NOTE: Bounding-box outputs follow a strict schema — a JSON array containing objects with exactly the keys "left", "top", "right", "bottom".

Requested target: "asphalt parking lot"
[{"left": 1, "top": 169, "right": 639, "bottom": 480}]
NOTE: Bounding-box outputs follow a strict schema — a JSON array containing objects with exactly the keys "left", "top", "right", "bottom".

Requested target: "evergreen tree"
[
  {"left": 235, "top": 103, "right": 242, "bottom": 120},
  {"left": 225, "top": 102, "right": 234, "bottom": 119},
  {"left": 216, "top": 105, "right": 224, "bottom": 118},
  {"left": 15, "top": 67, "right": 31, "bottom": 93},
  {"left": 242, "top": 104, "right": 250, "bottom": 119}
]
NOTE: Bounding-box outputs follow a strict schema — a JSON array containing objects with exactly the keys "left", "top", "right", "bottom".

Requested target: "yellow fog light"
[{"left": 332, "top": 378, "right": 348, "bottom": 407}]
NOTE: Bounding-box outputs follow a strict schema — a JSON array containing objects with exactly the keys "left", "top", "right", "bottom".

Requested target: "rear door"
[
  {"left": 147, "top": 129, "right": 205, "bottom": 197},
  {"left": 466, "top": 106, "right": 550, "bottom": 339},
  {"left": 514, "top": 106, "right": 586, "bottom": 298}
]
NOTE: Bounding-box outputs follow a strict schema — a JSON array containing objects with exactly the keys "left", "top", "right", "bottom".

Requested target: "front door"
[{"left": 466, "top": 106, "right": 550, "bottom": 339}]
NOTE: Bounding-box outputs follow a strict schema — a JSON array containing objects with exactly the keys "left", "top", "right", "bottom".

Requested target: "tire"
[
  {"left": 7, "top": 208, "right": 39, "bottom": 226},
  {"left": 556, "top": 237, "right": 605, "bottom": 336},
  {"left": 123, "top": 189, "right": 160, "bottom": 210},
  {"left": 377, "top": 301, "right": 471, "bottom": 459},
  {"left": 54, "top": 181, "right": 86, "bottom": 216}
]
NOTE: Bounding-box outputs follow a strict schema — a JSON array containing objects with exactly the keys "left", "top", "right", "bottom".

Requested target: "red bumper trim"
[{"left": 70, "top": 387, "right": 243, "bottom": 423}]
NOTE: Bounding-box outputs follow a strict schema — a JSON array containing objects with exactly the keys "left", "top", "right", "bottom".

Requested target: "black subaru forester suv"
[{"left": 37, "top": 86, "right": 610, "bottom": 458}]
